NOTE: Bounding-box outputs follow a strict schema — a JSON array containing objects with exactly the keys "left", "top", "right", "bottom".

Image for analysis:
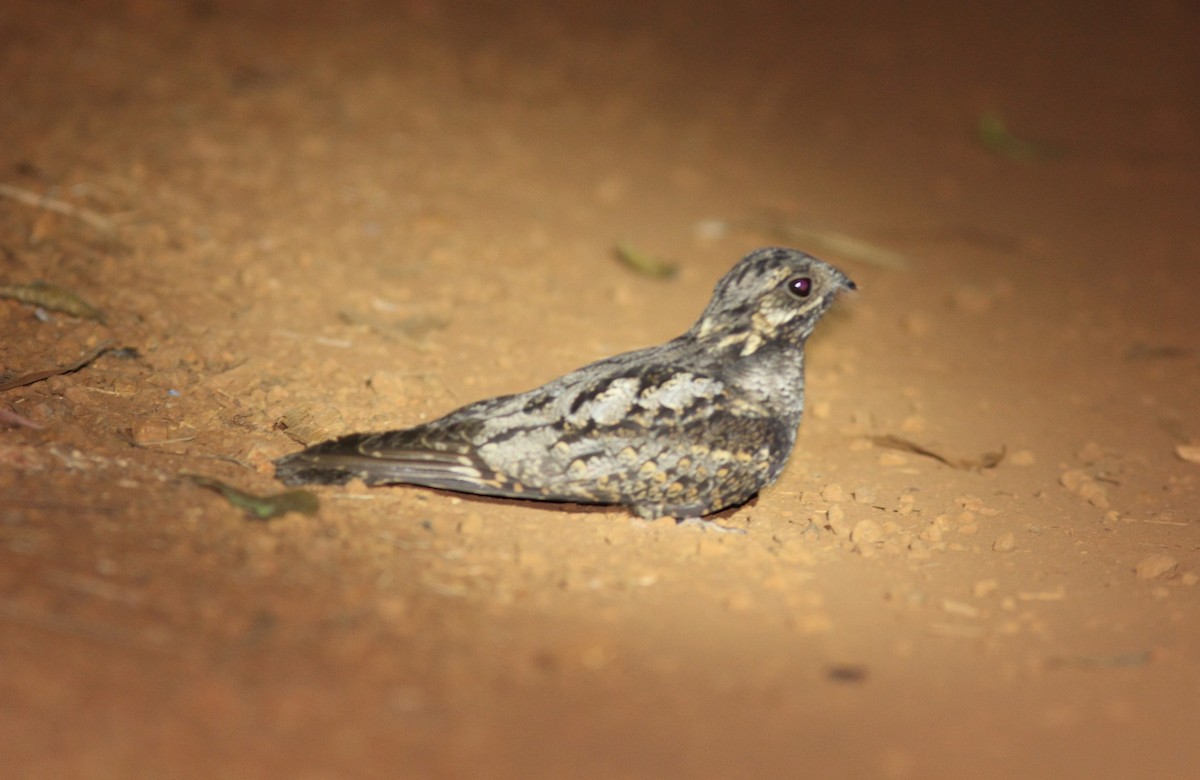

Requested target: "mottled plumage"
[{"left": 275, "top": 247, "right": 855, "bottom": 519}]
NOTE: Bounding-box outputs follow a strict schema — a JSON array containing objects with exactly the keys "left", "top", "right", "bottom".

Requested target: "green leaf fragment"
[
  {"left": 0, "top": 281, "right": 105, "bottom": 322},
  {"left": 614, "top": 244, "right": 679, "bottom": 279},
  {"left": 976, "top": 111, "right": 1064, "bottom": 162},
  {"left": 187, "top": 474, "right": 319, "bottom": 520}
]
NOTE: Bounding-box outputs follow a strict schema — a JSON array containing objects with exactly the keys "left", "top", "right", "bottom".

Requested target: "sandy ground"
[{"left": 2, "top": 1, "right": 1199, "bottom": 777}]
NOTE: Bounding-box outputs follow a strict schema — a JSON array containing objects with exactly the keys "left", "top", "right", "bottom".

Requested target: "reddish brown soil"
[{"left": 2, "top": 1, "right": 1198, "bottom": 778}]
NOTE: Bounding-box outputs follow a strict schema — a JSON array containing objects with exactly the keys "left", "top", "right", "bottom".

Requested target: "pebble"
[
  {"left": 956, "top": 495, "right": 984, "bottom": 512},
  {"left": 850, "top": 519, "right": 883, "bottom": 545},
  {"left": 1135, "top": 554, "right": 1178, "bottom": 580},
  {"left": 992, "top": 531, "right": 1016, "bottom": 552},
  {"left": 941, "top": 599, "right": 980, "bottom": 618},
  {"left": 906, "top": 539, "right": 931, "bottom": 560},
  {"left": 368, "top": 371, "right": 410, "bottom": 398},
  {"left": 973, "top": 579, "right": 999, "bottom": 598},
  {"left": 1017, "top": 588, "right": 1065, "bottom": 601},
  {"left": 826, "top": 505, "right": 849, "bottom": 536},
  {"left": 1059, "top": 469, "right": 1110, "bottom": 509},
  {"left": 62, "top": 385, "right": 91, "bottom": 405},
  {"left": 821, "top": 483, "right": 845, "bottom": 503},
  {"left": 1175, "top": 444, "right": 1200, "bottom": 465},
  {"left": 852, "top": 487, "right": 876, "bottom": 505},
  {"left": 1009, "top": 449, "right": 1036, "bottom": 466},
  {"left": 129, "top": 419, "right": 174, "bottom": 445}
]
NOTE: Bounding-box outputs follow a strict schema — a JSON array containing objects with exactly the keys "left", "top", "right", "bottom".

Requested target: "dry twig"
[
  {"left": 0, "top": 406, "right": 44, "bottom": 429},
  {"left": 870, "top": 434, "right": 1005, "bottom": 470},
  {"left": 0, "top": 182, "right": 115, "bottom": 232},
  {"left": 0, "top": 340, "right": 115, "bottom": 392}
]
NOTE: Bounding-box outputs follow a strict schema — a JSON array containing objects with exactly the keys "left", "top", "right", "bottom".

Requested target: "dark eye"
[{"left": 786, "top": 277, "right": 813, "bottom": 298}]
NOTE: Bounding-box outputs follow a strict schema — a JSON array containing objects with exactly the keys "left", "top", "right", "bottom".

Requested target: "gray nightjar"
[{"left": 274, "top": 247, "right": 856, "bottom": 519}]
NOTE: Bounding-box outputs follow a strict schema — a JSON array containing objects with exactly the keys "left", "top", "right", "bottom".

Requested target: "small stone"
[
  {"left": 919, "top": 524, "right": 943, "bottom": 543},
  {"left": 1017, "top": 587, "right": 1065, "bottom": 601},
  {"left": 62, "top": 385, "right": 91, "bottom": 405},
  {"left": 826, "top": 504, "right": 848, "bottom": 536},
  {"left": 992, "top": 531, "right": 1016, "bottom": 552},
  {"left": 956, "top": 495, "right": 984, "bottom": 512},
  {"left": 1059, "top": 469, "right": 1109, "bottom": 508},
  {"left": 821, "top": 483, "right": 845, "bottom": 503},
  {"left": 1135, "top": 554, "right": 1178, "bottom": 580},
  {"left": 907, "top": 539, "right": 931, "bottom": 560},
  {"left": 1009, "top": 449, "right": 1036, "bottom": 466},
  {"left": 973, "top": 579, "right": 999, "bottom": 598},
  {"left": 367, "top": 370, "right": 410, "bottom": 398},
  {"left": 852, "top": 487, "right": 876, "bottom": 504},
  {"left": 1077, "top": 481, "right": 1110, "bottom": 509},
  {"left": 850, "top": 519, "right": 883, "bottom": 545},
  {"left": 1175, "top": 444, "right": 1200, "bottom": 464},
  {"left": 129, "top": 419, "right": 174, "bottom": 445},
  {"left": 941, "top": 599, "right": 980, "bottom": 618}
]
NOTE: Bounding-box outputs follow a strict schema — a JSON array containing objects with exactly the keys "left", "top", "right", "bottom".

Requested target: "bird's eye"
[{"left": 786, "top": 277, "right": 813, "bottom": 298}]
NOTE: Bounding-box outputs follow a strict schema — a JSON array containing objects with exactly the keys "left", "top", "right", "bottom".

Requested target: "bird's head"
[{"left": 691, "top": 247, "right": 856, "bottom": 356}]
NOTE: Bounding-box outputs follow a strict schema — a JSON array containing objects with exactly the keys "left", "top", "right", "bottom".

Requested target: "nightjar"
[{"left": 275, "top": 247, "right": 855, "bottom": 519}]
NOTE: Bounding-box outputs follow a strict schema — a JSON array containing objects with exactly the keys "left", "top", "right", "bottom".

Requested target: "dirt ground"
[{"left": 2, "top": 1, "right": 1199, "bottom": 777}]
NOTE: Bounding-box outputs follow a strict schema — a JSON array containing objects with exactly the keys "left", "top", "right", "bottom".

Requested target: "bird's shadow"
[{"left": 411, "top": 486, "right": 755, "bottom": 527}]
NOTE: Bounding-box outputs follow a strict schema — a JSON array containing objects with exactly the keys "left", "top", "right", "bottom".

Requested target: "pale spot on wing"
[
  {"left": 568, "top": 376, "right": 640, "bottom": 426},
  {"left": 638, "top": 372, "right": 724, "bottom": 412}
]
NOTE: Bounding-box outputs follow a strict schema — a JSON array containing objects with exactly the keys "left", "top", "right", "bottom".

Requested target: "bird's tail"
[{"left": 274, "top": 430, "right": 502, "bottom": 494}]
